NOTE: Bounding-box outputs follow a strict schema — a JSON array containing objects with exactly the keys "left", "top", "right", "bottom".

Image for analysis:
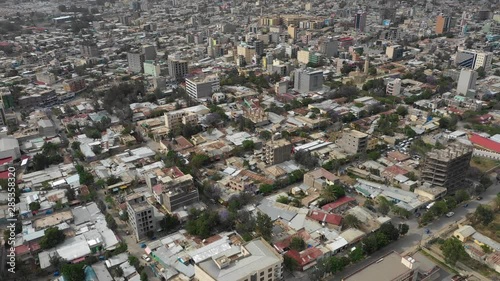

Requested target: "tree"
[
  {"left": 477, "top": 66, "right": 486, "bottom": 78},
  {"left": 455, "top": 190, "right": 470, "bottom": 204},
  {"left": 105, "top": 214, "right": 117, "bottom": 230},
  {"left": 328, "top": 256, "right": 348, "bottom": 274},
  {"left": 61, "top": 263, "right": 85, "bottom": 281},
  {"left": 473, "top": 205, "right": 494, "bottom": 226},
  {"left": 40, "top": 227, "right": 66, "bottom": 249},
  {"left": 128, "top": 255, "right": 140, "bottom": 269},
  {"left": 58, "top": 5, "right": 67, "bottom": 12},
  {"left": 259, "top": 184, "right": 274, "bottom": 194},
  {"left": 255, "top": 213, "right": 273, "bottom": 241},
  {"left": 379, "top": 223, "right": 400, "bottom": 241},
  {"left": 140, "top": 271, "right": 148, "bottom": 281},
  {"left": 242, "top": 140, "right": 255, "bottom": 151},
  {"left": 29, "top": 201, "right": 41, "bottom": 211},
  {"left": 399, "top": 223, "right": 409, "bottom": 235},
  {"left": 190, "top": 153, "right": 210, "bottom": 169},
  {"left": 289, "top": 237, "right": 306, "bottom": 251},
  {"left": 276, "top": 195, "right": 290, "bottom": 204},
  {"left": 49, "top": 254, "right": 64, "bottom": 269},
  {"left": 259, "top": 130, "right": 272, "bottom": 140},
  {"left": 284, "top": 255, "right": 298, "bottom": 271},
  {"left": 368, "top": 67, "right": 377, "bottom": 76},
  {"left": 440, "top": 237, "right": 467, "bottom": 265},
  {"left": 294, "top": 150, "right": 319, "bottom": 169},
  {"left": 368, "top": 151, "right": 381, "bottom": 160},
  {"left": 349, "top": 247, "right": 364, "bottom": 262},
  {"left": 377, "top": 202, "right": 391, "bottom": 216},
  {"left": 114, "top": 267, "right": 124, "bottom": 277},
  {"left": 396, "top": 106, "right": 408, "bottom": 117},
  {"left": 159, "top": 213, "right": 179, "bottom": 231},
  {"left": 343, "top": 214, "right": 361, "bottom": 229}
]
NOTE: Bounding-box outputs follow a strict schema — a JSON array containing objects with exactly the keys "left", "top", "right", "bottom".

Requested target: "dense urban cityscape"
[{"left": 0, "top": 0, "right": 499, "bottom": 281}]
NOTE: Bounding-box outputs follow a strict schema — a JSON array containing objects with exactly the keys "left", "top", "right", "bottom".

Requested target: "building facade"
[
  {"left": 126, "top": 193, "right": 154, "bottom": 240},
  {"left": 386, "top": 78, "right": 402, "bottom": 96},
  {"left": 421, "top": 143, "right": 472, "bottom": 192},
  {"left": 185, "top": 74, "right": 220, "bottom": 99},
  {"left": 168, "top": 59, "right": 188, "bottom": 80},
  {"left": 354, "top": 11, "right": 367, "bottom": 32},
  {"left": 337, "top": 129, "right": 368, "bottom": 155},
  {"left": 263, "top": 139, "right": 292, "bottom": 165},
  {"left": 80, "top": 42, "right": 100, "bottom": 58},
  {"left": 435, "top": 14, "right": 451, "bottom": 34},
  {"left": 164, "top": 110, "right": 199, "bottom": 132},
  {"left": 294, "top": 68, "right": 323, "bottom": 94},
  {"left": 128, "top": 52, "right": 145, "bottom": 73},
  {"left": 455, "top": 50, "right": 493, "bottom": 71},
  {"left": 456, "top": 68, "right": 478, "bottom": 95}
]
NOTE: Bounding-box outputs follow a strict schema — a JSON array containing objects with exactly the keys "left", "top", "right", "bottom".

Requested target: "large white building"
[
  {"left": 456, "top": 68, "right": 478, "bottom": 95},
  {"left": 294, "top": 68, "right": 323, "bottom": 94},
  {"left": 455, "top": 49, "right": 493, "bottom": 71},
  {"left": 195, "top": 238, "right": 283, "bottom": 281},
  {"left": 386, "top": 78, "right": 402, "bottom": 96},
  {"left": 185, "top": 74, "right": 220, "bottom": 99},
  {"left": 164, "top": 109, "right": 199, "bottom": 132}
]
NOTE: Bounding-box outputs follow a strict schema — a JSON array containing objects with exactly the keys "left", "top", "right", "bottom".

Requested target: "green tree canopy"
[
  {"left": 440, "top": 237, "right": 468, "bottom": 265},
  {"left": 40, "top": 227, "right": 66, "bottom": 249}
]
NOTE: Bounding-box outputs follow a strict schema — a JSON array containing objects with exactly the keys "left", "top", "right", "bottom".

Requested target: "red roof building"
[
  {"left": 321, "top": 196, "right": 356, "bottom": 213},
  {"left": 469, "top": 134, "right": 500, "bottom": 153},
  {"left": 307, "top": 210, "right": 342, "bottom": 226},
  {"left": 285, "top": 247, "right": 324, "bottom": 271}
]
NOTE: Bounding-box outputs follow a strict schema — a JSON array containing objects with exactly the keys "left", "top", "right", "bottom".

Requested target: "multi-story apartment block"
[
  {"left": 142, "top": 44, "right": 157, "bottom": 60},
  {"left": 237, "top": 43, "right": 256, "bottom": 64},
  {"left": 456, "top": 68, "right": 478, "bottom": 95},
  {"left": 148, "top": 166, "right": 200, "bottom": 212},
  {"left": 18, "top": 89, "right": 57, "bottom": 108},
  {"left": 63, "top": 77, "right": 86, "bottom": 93},
  {"left": 80, "top": 41, "right": 100, "bottom": 58},
  {"left": 337, "top": 129, "right": 368, "bottom": 155},
  {"left": 263, "top": 139, "right": 292, "bottom": 165},
  {"left": 185, "top": 74, "right": 220, "bottom": 99},
  {"left": 455, "top": 49, "right": 493, "bottom": 71},
  {"left": 164, "top": 109, "right": 199, "bottom": 132},
  {"left": 195, "top": 238, "right": 284, "bottom": 281},
  {"left": 421, "top": 142, "right": 472, "bottom": 192},
  {"left": 126, "top": 193, "right": 154, "bottom": 240},
  {"left": 318, "top": 37, "right": 339, "bottom": 58},
  {"left": 354, "top": 11, "right": 367, "bottom": 32},
  {"left": 168, "top": 59, "right": 188, "bottom": 80},
  {"left": 386, "top": 78, "right": 402, "bottom": 96},
  {"left": 127, "top": 52, "right": 145, "bottom": 73}
]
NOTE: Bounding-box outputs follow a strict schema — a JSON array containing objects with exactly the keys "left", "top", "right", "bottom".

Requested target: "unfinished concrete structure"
[{"left": 420, "top": 142, "right": 472, "bottom": 192}]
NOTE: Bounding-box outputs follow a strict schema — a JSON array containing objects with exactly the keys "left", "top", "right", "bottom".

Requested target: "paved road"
[{"left": 325, "top": 183, "right": 500, "bottom": 281}]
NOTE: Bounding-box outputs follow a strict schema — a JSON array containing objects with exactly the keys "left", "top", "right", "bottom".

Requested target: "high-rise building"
[
  {"left": 435, "top": 14, "right": 451, "bottom": 34},
  {"left": 337, "top": 128, "right": 368, "bottom": 155},
  {"left": 294, "top": 68, "right": 323, "bottom": 93},
  {"left": 421, "top": 142, "right": 472, "bottom": 192},
  {"left": 127, "top": 52, "right": 145, "bottom": 73},
  {"left": 263, "top": 139, "right": 292, "bottom": 165},
  {"left": 143, "top": 60, "right": 161, "bottom": 77},
  {"left": 386, "top": 78, "right": 401, "bottom": 96},
  {"left": 237, "top": 42, "right": 256, "bottom": 64},
  {"left": 80, "top": 41, "right": 100, "bottom": 58},
  {"left": 126, "top": 193, "right": 154, "bottom": 240},
  {"left": 319, "top": 37, "right": 339, "bottom": 58},
  {"left": 456, "top": 69, "right": 478, "bottom": 95},
  {"left": 354, "top": 11, "right": 367, "bottom": 32},
  {"left": 385, "top": 45, "right": 404, "bottom": 61},
  {"left": 287, "top": 24, "right": 298, "bottom": 39},
  {"left": 185, "top": 74, "right": 220, "bottom": 99},
  {"left": 149, "top": 166, "right": 199, "bottom": 212},
  {"left": 195, "top": 237, "right": 284, "bottom": 281},
  {"left": 455, "top": 49, "right": 493, "bottom": 71},
  {"left": 142, "top": 45, "right": 157, "bottom": 60},
  {"left": 252, "top": 39, "right": 264, "bottom": 56},
  {"left": 168, "top": 59, "right": 188, "bottom": 80}
]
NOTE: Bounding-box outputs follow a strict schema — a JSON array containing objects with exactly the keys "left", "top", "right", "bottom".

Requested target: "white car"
[
  {"left": 142, "top": 254, "right": 151, "bottom": 262},
  {"left": 446, "top": 212, "right": 455, "bottom": 218}
]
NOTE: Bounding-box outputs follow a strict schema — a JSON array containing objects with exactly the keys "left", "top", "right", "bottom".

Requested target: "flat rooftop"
[{"left": 342, "top": 252, "right": 412, "bottom": 281}]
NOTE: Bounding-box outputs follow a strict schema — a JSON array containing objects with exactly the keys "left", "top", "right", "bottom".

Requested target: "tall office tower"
[
  {"left": 456, "top": 69, "right": 478, "bottom": 95},
  {"left": 127, "top": 52, "right": 145, "bottom": 73},
  {"left": 252, "top": 39, "right": 264, "bottom": 56},
  {"left": 142, "top": 45, "right": 157, "bottom": 60},
  {"left": 80, "top": 41, "right": 100, "bottom": 58},
  {"left": 168, "top": 59, "right": 188, "bottom": 80},
  {"left": 319, "top": 37, "right": 339, "bottom": 58},
  {"left": 294, "top": 68, "right": 324, "bottom": 94},
  {"left": 354, "top": 10, "right": 367, "bottom": 32},
  {"left": 435, "top": 13, "right": 451, "bottom": 34},
  {"left": 455, "top": 49, "right": 493, "bottom": 71},
  {"left": 421, "top": 143, "right": 472, "bottom": 192}
]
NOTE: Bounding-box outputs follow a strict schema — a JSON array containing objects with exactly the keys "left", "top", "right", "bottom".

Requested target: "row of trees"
[
  {"left": 259, "top": 169, "right": 305, "bottom": 194},
  {"left": 32, "top": 142, "right": 64, "bottom": 171}
]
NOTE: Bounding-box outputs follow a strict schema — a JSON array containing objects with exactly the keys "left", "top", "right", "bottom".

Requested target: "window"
[
  {"left": 268, "top": 273, "right": 272, "bottom": 278},
  {"left": 260, "top": 272, "right": 264, "bottom": 276},
  {"left": 268, "top": 268, "right": 272, "bottom": 272},
  {"left": 260, "top": 278, "right": 264, "bottom": 281}
]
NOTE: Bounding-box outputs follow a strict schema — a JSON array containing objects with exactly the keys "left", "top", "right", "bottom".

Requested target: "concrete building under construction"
[{"left": 420, "top": 142, "right": 473, "bottom": 192}]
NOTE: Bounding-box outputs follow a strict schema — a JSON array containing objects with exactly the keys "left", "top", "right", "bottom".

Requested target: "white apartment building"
[
  {"left": 185, "top": 74, "right": 220, "bottom": 99},
  {"left": 386, "top": 78, "right": 402, "bottom": 96}
]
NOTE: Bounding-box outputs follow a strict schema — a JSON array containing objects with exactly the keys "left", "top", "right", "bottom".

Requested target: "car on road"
[
  {"left": 142, "top": 254, "right": 151, "bottom": 262},
  {"left": 463, "top": 204, "right": 468, "bottom": 208},
  {"left": 476, "top": 196, "right": 482, "bottom": 200},
  {"left": 446, "top": 212, "right": 455, "bottom": 217}
]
